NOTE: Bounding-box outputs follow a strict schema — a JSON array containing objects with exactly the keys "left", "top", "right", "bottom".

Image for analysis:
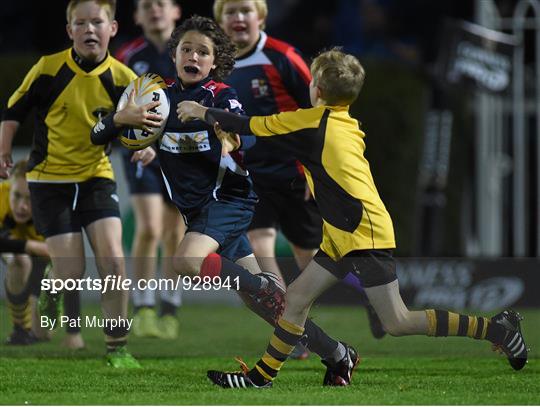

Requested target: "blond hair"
[
  {"left": 66, "top": 0, "right": 116, "bottom": 23},
  {"left": 9, "top": 160, "right": 28, "bottom": 180},
  {"left": 311, "top": 48, "right": 365, "bottom": 106},
  {"left": 213, "top": 0, "right": 268, "bottom": 30}
]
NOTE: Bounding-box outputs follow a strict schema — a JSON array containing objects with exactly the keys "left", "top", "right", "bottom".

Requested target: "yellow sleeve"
[
  {"left": 111, "top": 60, "right": 137, "bottom": 86},
  {"left": 7, "top": 57, "right": 45, "bottom": 109},
  {"left": 249, "top": 106, "right": 324, "bottom": 137}
]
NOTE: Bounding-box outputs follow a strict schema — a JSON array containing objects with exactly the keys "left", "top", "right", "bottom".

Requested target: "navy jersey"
[
  {"left": 115, "top": 36, "right": 176, "bottom": 169},
  {"left": 158, "top": 78, "right": 257, "bottom": 216},
  {"left": 225, "top": 32, "right": 312, "bottom": 186}
]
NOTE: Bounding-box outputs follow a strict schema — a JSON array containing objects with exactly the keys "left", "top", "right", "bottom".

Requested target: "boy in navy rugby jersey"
[{"left": 92, "top": 16, "right": 361, "bottom": 385}]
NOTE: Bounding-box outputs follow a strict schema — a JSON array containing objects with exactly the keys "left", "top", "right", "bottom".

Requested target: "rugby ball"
[{"left": 117, "top": 73, "right": 169, "bottom": 150}]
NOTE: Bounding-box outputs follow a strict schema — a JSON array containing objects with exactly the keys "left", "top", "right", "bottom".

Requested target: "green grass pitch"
[{"left": 0, "top": 303, "right": 539, "bottom": 405}]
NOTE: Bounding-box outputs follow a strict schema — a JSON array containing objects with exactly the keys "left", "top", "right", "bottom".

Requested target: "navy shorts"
[
  {"left": 249, "top": 177, "right": 322, "bottom": 249},
  {"left": 185, "top": 200, "right": 254, "bottom": 262},
  {"left": 29, "top": 177, "right": 120, "bottom": 238},
  {"left": 122, "top": 152, "right": 172, "bottom": 203}
]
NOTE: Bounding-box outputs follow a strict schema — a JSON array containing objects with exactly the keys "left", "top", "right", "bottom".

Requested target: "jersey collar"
[
  {"left": 66, "top": 48, "right": 113, "bottom": 76},
  {"left": 177, "top": 75, "right": 212, "bottom": 91},
  {"left": 236, "top": 31, "right": 267, "bottom": 62}
]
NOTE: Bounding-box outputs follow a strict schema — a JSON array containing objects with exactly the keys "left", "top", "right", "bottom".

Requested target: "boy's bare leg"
[
  {"left": 364, "top": 279, "right": 428, "bottom": 335},
  {"left": 364, "top": 279, "right": 528, "bottom": 370},
  {"left": 86, "top": 217, "right": 127, "bottom": 320},
  {"left": 131, "top": 194, "right": 162, "bottom": 311}
]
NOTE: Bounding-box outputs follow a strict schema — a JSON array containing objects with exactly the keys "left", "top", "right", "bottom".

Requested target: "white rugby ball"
[{"left": 117, "top": 73, "right": 169, "bottom": 150}]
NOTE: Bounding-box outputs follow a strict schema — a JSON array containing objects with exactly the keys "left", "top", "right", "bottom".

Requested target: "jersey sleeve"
[
  {"left": 0, "top": 236, "right": 26, "bottom": 254},
  {"left": 2, "top": 57, "right": 45, "bottom": 122},
  {"left": 249, "top": 107, "right": 322, "bottom": 137},
  {"left": 214, "top": 87, "right": 245, "bottom": 114},
  {"left": 213, "top": 87, "right": 256, "bottom": 150}
]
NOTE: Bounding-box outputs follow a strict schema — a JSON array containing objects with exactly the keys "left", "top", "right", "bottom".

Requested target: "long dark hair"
[{"left": 167, "top": 15, "right": 236, "bottom": 82}]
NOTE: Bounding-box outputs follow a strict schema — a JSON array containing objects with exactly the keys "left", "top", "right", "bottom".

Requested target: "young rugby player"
[
  {"left": 1, "top": 160, "right": 85, "bottom": 349},
  {"left": 0, "top": 0, "right": 141, "bottom": 367},
  {"left": 178, "top": 48, "right": 529, "bottom": 388},
  {"left": 92, "top": 17, "right": 364, "bottom": 386}
]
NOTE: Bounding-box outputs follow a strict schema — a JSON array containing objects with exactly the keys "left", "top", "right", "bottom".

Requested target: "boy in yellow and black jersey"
[
  {"left": 1, "top": 161, "right": 48, "bottom": 345},
  {"left": 179, "top": 48, "right": 528, "bottom": 388},
  {"left": 0, "top": 0, "right": 140, "bottom": 367},
  {"left": 2, "top": 30, "right": 134, "bottom": 183}
]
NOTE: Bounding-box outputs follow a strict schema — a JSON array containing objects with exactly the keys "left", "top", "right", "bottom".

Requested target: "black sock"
[
  {"left": 134, "top": 305, "right": 154, "bottom": 313},
  {"left": 303, "top": 318, "right": 340, "bottom": 359},
  {"left": 5, "top": 284, "right": 31, "bottom": 331},
  {"left": 106, "top": 339, "right": 127, "bottom": 353},
  {"left": 159, "top": 300, "right": 177, "bottom": 317}
]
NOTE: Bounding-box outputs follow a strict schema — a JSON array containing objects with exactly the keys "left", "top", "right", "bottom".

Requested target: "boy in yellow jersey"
[
  {"left": 1, "top": 160, "right": 49, "bottom": 345},
  {"left": 0, "top": 0, "right": 142, "bottom": 367},
  {"left": 1, "top": 160, "right": 84, "bottom": 349},
  {"left": 178, "top": 48, "right": 528, "bottom": 388}
]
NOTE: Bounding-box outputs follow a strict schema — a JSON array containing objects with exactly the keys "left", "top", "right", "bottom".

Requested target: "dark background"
[{"left": 1, "top": 0, "right": 474, "bottom": 59}]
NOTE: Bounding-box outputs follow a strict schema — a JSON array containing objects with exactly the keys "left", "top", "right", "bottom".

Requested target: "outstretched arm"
[{"left": 178, "top": 101, "right": 252, "bottom": 135}]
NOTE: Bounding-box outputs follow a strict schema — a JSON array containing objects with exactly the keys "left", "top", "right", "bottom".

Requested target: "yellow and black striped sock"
[
  {"left": 248, "top": 318, "right": 304, "bottom": 385},
  {"left": 426, "top": 309, "right": 505, "bottom": 342},
  {"left": 6, "top": 287, "right": 31, "bottom": 331}
]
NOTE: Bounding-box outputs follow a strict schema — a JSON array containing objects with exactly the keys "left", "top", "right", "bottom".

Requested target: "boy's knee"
[
  {"left": 8, "top": 254, "right": 32, "bottom": 271},
  {"left": 136, "top": 224, "right": 161, "bottom": 243},
  {"left": 173, "top": 256, "right": 201, "bottom": 276}
]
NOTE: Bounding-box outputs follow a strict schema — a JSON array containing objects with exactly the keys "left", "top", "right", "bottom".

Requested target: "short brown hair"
[
  {"left": 9, "top": 160, "right": 28, "bottom": 180},
  {"left": 66, "top": 0, "right": 116, "bottom": 23},
  {"left": 167, "top": 15, "right": 236, "bottom": 83},
  {"left": 213, "top": 0, "right": 268, "bottom": 30},
  {"left": 311, "top": 48, "right": 365, "bottom": 106}
]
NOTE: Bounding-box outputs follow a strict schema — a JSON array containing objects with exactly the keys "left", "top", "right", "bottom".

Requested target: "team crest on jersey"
[
  {"left": 160, "top": 131, "right": 210, "bottom": 154},
  {"left": 133, "top": 61, "right": 150, "bottom": 75},
  {"left": 251, "top": 79, "right": 269, "bottom": 98}
]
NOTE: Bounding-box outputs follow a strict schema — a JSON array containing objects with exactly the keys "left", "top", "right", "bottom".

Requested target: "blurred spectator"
[
  {"left": 333, "top": 0, "right": 472, "bottom": 67},
  {"left": 333, "top": 0, "right": 420, "bottom": 65}
]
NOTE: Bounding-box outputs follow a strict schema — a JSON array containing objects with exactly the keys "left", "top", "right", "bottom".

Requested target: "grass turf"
[{"left": 0, "top": 303, "right": 539, "bottom": 405}]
